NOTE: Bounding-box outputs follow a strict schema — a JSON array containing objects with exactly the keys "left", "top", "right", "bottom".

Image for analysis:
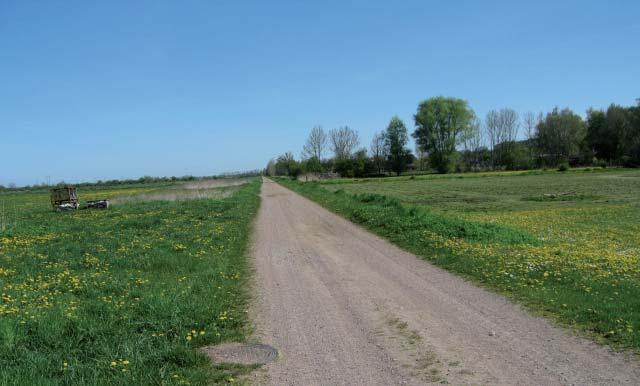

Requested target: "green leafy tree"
[
  {"left": 412, "top": 97, "right": 475, "bottom": 173},
  {"left": 585, "top": 109, "right": 612, "bottom": 161},
  {"left": 275, "top": 152, "right": 301, "bottom": 177},
  {"left": 629, "top": 100, "right": 640, "bottom": 166},
  {"left": 384, "top": 116, "right": 412, "bottom": 176},
  {"left": 494, "top": 140, "right": 533, "bottom": 170},
  {"left": 303, "top": 156, "right": 322, "bottom": 173},
  {"left": 333, "top": 158, "right": 355, "bottom": 178},
  {"left": 353, "top": 148, "right": 371, "bottom": 177},
  {"left": 535, "top": 108, "right": 585, "bottom": 166},
  {"left": 265, "top": 159, "right": 276, "bottom": 176},
  {"left": 585, "top": 102, "right": 640, "bottom": 166},
  {"left": 331, "top": 149, "right": 372, "bottom": 178}
]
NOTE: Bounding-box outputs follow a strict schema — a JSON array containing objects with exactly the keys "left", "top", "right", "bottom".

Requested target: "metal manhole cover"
[{"left": 201, "top": 343, "right": 278, "bottom": 365}]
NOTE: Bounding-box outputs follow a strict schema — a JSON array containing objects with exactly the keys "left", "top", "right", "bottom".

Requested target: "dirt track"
[{"left": 250, "top": 178, "right": 640, "bottom": 385}]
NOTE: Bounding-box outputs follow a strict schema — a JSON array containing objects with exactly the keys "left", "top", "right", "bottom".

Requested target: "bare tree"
[
  {"left": 461, "top": 116, "right": 485, "bottom": 170},
  {"left": 501, "top": 108, "right": 519, "bottom": 143},
  {"left": 302, "top": 126, "right": 327, "bottom": 160},
  {"left": 462, "top": 115, "right": 483, "bottom": 152},
  {"left": 329, "top": 126, "right": 359, "bottom": 160},
  {"left": 501, "top": 109, "right": 519, "bottom": 166},
  {"left": 485, "top": 108, "right": 518, "bottom": 167},
  {"left": 370, "top": 131, "right": 388, "bottom": 174},
  {"left": 485, "top": 110, "right": 500, "bottom": 167},
  {"left": 523, "top": 111, "right": 541, "bottom": 159},
  {"left": 523, "top": 112, "right": 536, "bottom": 142}
]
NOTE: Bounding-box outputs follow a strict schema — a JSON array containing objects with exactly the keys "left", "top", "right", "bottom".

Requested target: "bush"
[
  {"left": 289, "top": 164, "right": 303, "bottom": 179},
  {"left": 558, "top": 163, "right": 569, "bottom": 172},
  {"left": 593, "top": 158, "right": 608, "bottom": 168},
  {"left": 621, "top": 155, "right": 637, "bottom": 168}
]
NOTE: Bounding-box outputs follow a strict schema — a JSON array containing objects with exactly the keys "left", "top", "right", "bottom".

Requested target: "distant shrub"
[
  {"left": 357, "top": 193, "right": 385, "bottom": 203},
  {"left": 558, "top": 163, "right": 569, "bottom": 172},
  {"left": 621, "top": 155, "right": 636, "bottom": 168}
]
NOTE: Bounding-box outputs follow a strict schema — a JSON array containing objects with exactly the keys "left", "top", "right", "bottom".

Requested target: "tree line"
[
  {"left": 0, "top": 170, "right": 263, "bottom": 191},
  {"left": 267, "top": 96, "right": 640, "bottom": 177}
]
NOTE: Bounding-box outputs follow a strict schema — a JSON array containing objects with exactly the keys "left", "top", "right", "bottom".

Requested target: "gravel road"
[{"left": 249, "top": 178, "right": 640, "bottom": 385}]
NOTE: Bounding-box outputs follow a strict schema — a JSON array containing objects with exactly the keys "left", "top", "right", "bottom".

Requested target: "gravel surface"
[{"left": 249, "top": 178, "right": 640, "bottom": 385}]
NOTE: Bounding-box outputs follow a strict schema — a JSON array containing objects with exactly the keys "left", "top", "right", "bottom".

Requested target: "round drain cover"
[{"left": 201, "top": 343, "right": 278, "bottom": 365}]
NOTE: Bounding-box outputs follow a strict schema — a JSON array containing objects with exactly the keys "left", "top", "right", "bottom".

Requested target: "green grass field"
[
  {"left": 0, "top": 179, "right": 261, "bottom": 385},
  {"left": 277, "top": 168, "right": 640, "bottom": 351}
]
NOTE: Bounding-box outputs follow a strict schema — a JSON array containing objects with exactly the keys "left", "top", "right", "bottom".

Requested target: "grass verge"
[{"left": 0, "top": 180, "right": 261, "bottom": 385}]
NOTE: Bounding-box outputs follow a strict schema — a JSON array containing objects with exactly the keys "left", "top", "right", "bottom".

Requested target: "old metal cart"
[{"left": 50, "top": 186, "right": 79, "bottom": 210}]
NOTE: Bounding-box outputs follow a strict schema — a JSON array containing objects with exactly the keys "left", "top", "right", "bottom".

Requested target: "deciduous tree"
[
  {"left": 535, "top": 108, "right": 585, "bottom": 165},
  {"left": 275, "top": 152, "right": 301, "bottom": 177},
  {"left": 330, "top": 126, "right": 359, "bottom": 160},
  {"left": 384, "top": 116, "right": 411, "bottom": 176},
  {"left": 522, "top": 112, "right": 541, "bottom": 160},
  {"left": 485, "top": 108, "right": 518, "bottom": 168},
  {"left": 370, "top": 131, "right": 387, "bottom": 175},
  {"left": 302, "top": 126, "right": 327, "bottom": 161},
  {"left": 461, "top": 116, "right": 484, "bottom": 169},
  {"left": 413, "top": 97, "right": 474, "bottom": 173}
]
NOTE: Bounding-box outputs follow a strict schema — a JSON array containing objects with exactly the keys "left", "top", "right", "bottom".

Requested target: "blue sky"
[{"left": 1, "top": 1, "right": 639, "bottom": 186}]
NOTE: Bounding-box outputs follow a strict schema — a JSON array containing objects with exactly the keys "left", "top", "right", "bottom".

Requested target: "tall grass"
[
  {"left": 0, "top": 200, "right": 18, "bottom": 235},
  {"left": 0, "top": 181, "right": 261, "bottom": 385}
]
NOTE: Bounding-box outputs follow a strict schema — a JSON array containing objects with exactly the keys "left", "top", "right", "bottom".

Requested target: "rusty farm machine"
[{"left": 50, "top": 186, "right": 110, "bottom": 211}]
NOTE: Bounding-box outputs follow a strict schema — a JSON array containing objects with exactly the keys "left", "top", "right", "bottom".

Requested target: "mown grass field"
[
  {"left": 0, "top": 179, "right": 261, "bottom": 385},
  {"left": 277, "top": 168, "right": 640, "bottom": 351}
]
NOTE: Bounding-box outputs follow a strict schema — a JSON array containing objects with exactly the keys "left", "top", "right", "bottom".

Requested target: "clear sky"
[{"left": 1, "top": 1, "right": 639, "bottom": 186}]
